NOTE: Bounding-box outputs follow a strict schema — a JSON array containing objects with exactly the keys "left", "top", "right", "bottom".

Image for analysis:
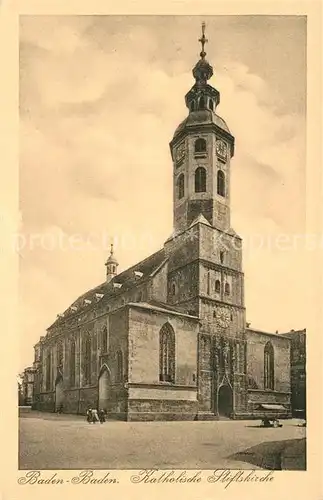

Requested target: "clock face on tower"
[
  {"left": 175, "top": 142, "right": 186, "bottom": 163},
  {"left": 216, "top": 140, "right": 227, "bottom": 160},
  {"left": 216, "top": 307, "right": 231, "bottom": 328}
]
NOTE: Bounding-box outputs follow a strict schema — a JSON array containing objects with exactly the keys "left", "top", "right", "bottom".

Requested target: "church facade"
[{"left": 29, "top": 27, "right": 295, "bottom": 421}]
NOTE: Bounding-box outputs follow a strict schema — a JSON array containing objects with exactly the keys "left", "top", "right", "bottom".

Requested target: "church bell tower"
[
  {"left": 167, "top": 24, "right": 247, "bottom": 419},
  {"left": 170, "top": 22, "right": 235, "bottom": 235}
]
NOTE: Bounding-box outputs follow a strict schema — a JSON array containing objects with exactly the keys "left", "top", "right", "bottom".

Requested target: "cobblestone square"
[{"left": 19, "top": 412, "right": 306, "bottom": 470}]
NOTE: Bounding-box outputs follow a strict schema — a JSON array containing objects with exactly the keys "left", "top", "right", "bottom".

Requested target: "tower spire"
[
  {"left": 192, "top": 22, "right": 213, "bottom": 85},
  {"left": 105, "top": 242, "right": 119, "bottom": 283},
  {"left": 199, "top": 21, "right": 208, "bottom": 59}
]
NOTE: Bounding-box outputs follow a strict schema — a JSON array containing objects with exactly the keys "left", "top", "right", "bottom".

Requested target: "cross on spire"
[{"left": 199, "top": 21, "right": 208, "bottom": 59}]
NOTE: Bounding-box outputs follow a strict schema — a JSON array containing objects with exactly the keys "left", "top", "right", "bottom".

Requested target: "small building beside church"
[
  {"left": 27, "top": 26, "right": 304, "bottom": 421},
  {"left": 280, "top": 329, "right": 306, "bottom": 417}
]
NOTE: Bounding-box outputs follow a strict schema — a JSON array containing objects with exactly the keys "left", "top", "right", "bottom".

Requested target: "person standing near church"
[{"left": 91, "top": 408, "right": 100, "bottom": 424}]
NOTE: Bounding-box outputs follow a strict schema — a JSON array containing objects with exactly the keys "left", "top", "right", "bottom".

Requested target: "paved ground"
[{"left": 19, "top": 411, "right": 306, "bottom": 470}]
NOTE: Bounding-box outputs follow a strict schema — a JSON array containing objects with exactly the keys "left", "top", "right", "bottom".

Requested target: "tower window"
[
  {"left": 190, "top": 101, "right": 195, "bottom": 112},
  {"left": 177, "top": 174, "right": 185, "bottom": 199},
  {"left": 225, "top": 282, "right": 231, "bottom": 295},
  {"left": 195, "top": 167, "right": 207, "bottom": 193},
  {"left": 220, "top": 251, "right": 225, "bottom": 264},
  {"left": 194, "top": 138, "right": 207, "bottom": 154},
  {"left": 264, "top": 342, "right": 274, "bottom": 390},
  {"left": 171, "top": 282, "right": 176, "bottom": 296},
  {"left": 159, "top": 323, "right": 175, "bottom": 383},
  {"left": 209, "top": 99, "right": 214, "bottom": 111},
  {"left": 217, "top": 170, "right": 225, "bottom": 197},
  {"left": 215, "top": 280, "right": 221, "bottom": 293},
  {"left": 198, "top": 96, "right": 205, "bottom": 109}
]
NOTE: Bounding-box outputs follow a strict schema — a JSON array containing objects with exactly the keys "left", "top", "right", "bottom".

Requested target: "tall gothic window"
[
  {"left": 159, "top": 323, "right": 175, "bottom": 383},
  {"left": 215, "top": 279, "right": 221, "bottom": 293},
  {"left": 70, "top": 338, "right": 76, "bottom": 386},
  {"left": 194, "top": 138, "right": 206, "bottom": 154},
  {"left": 57, "top": 342, "right": 63, "bottom": 370},
  {"left": 101, "top": 325, "right": 108, "bottom": 354},
  {"left": 46, "top": 352, "right": 51, "bottom": 391},
  {"left": 264, "top": 342, "right": 274, "bottom": 390},
  {"left": 116, "top": 350, "right": 123, "bottom": 383},
  {"left": 190, "top": 101, "right": 195, "bottom": 112},
  {"left": 177, "top": 174, "right": 185, "bottom": 199},
  {"left": 217, "top": 170, "right": 225, "bottom": 197},
  {"left": 225, "top": 282, "right": 231, "bottom": 295},
  {"left": 195, "top": 167, "right": 207, "bottom": 193},
  {"left": 209, "top": 99, "right": 214, "bottom": 111},
  {"left": 84, "top": 336, "right": 91, "bottom": 385}
]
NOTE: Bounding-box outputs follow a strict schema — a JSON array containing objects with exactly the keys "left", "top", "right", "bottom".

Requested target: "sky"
[{"left": 19, "top": 15, "right": 307, "bottom": 371}]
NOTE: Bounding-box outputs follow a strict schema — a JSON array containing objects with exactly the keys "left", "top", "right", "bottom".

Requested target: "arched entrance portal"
[
  {"left": 218, "top": 385, "right": 233, "bottom": 418},
  {"left": 98, "top": 366, "right": 111, "bottom": 411},
  {"left": 55, "top": 375, "right": 64, "bottom": 412}
]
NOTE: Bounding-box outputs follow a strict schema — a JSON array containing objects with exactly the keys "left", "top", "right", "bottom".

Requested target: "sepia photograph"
[{"left": 18, "top": 14, "right": 307, "bottom": 472}]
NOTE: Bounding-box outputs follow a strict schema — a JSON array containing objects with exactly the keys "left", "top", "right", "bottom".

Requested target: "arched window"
[
  {"left": 177, "top": 174, "right": 185, "bottom": 199},
  {"left": 195, "top": 167, "right": 207, "bottom": 193},
  {"left": 190, "top": 101, "right": 195, "bottom": 112},
  {"left": 217, "top": 170, "right": 225, "bottom": 197},
  {"left": 199, "top": 96, "right": 205, "bottom": 109},
  {"left": 194, "top": 138, "right": 206, "bottom": 154},
  {"left": 116, "top": 350, "right": 123, "bottom": 383},
  {"left": 159, "top": 323, "right": 175, "bottom": 383},
  {"left": 46, "top": 351, "right": 51, "bottom": 391},
  {"left": 225, "top": 282, "right": 230, "bottom": 295},
  {"left": 57, "top": 342, "right": 63, "bottom": 369},
  {"left": 84, "top": 336, "right": 91, "bottom": 385},
  {"left": 171, "top": 282, "right": 176, "bottom": 296},
  {"left": 264, "top": 342, "right": 274, "bottom": 390},
  {"left": 220, "top": 251, "right": 225, "bottom": 264},
  {"left": 101, "top": 325, "right": 108, "bottom": 353},
  {"left": 70, "top": 339, "right": 76, "bottom": 386},
  {"left": 215, "top": 280, "right": 221, "bottom": 293},
  {"left": 209, "top": 99, "right": 214, "bottom": 111}
]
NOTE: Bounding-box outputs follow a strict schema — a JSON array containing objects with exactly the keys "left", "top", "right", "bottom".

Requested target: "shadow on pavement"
[{"left": 228, "top": 438, "right": 306, "bottom": 470}]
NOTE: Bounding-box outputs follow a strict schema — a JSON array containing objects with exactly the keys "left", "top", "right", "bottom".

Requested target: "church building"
[{"left": 30, "top": 25, "right": 296, "bottom": 421}]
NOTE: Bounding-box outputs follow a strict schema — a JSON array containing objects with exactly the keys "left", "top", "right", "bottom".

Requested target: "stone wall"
[
  {"left": 199, "top": 224, "right": 243, "bottom": 272},
  {"left": 128, "top": 398, "right": 197, "bottom": 421},
  {"left": 128, "top": 305, "right": 198, "bottom": 385},
  {"left": 246, "top": 329, "right": 291, "bottom": 393}
]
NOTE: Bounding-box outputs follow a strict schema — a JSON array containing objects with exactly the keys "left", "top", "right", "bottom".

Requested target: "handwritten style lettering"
[
  {"left": 207, "top": 469, "right": 275, "bottom": 488},
  {"left": 130, "top": 469, "right": 202, "bottom": 483}
]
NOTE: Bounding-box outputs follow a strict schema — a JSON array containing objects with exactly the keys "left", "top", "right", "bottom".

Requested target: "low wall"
[{"left": 127, "top": 399, "right": 198, "bottom": 421}]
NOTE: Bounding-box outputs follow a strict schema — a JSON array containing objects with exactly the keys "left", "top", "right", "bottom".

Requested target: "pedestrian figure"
[
  {"left": 91, "top": 408, "right": 100, "bottom": 424},
  {"left": 98, "top": 408, "right": 106, "bottom": 423},
  {"left": 86, "top": 408, "right": 93, "bottom": 423}
]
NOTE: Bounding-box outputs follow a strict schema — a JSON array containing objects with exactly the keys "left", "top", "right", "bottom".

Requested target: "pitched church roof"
[{"left": 49, "top": 248, "right": 168, "bottom": 329}]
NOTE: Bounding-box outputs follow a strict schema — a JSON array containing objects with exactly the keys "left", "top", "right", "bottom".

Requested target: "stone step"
[{"left": 196, "top": 412, "right": 219, "bottom": 421}]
